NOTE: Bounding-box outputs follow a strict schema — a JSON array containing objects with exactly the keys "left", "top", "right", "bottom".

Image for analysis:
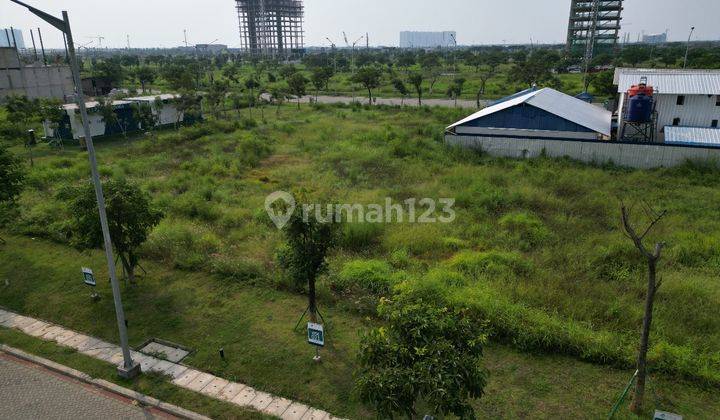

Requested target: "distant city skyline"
[{"left": 0, "top": 0, "right": 718, "bottom": 50}]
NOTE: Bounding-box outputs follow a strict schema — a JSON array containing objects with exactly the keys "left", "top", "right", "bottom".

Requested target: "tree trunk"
[
  {"left": 297, "top": 97, "right": 301, "bottom": 109},
  {"left": 417, "top": 92, "right": 422, "bottom": 106},
  {"left": 630, "top": 260, "right": 657, "bottom": 414},
  {"left": 119, "top": 253, "right": 136, "bottom": 284},
  {"left": 141, "top": 82, "right": 146, "bottom": 94},
  {"left": 308, "top": 276, "right": 317, "bottom": 323},
  {"left": 367, "top": 88, "right": 372, "bottom": 105}
]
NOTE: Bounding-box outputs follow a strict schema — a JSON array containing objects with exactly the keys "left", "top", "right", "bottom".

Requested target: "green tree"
[
  {"left": 408, "top": 72, "right": 424, "bottom": 106},
  {"left": 134, "top": 66, "right": 157, "bottom": 94},
  {"left": 392, "top": 78, "right": 408, "bottom": 106},
  {"left": 131, "top": 102, "right": 157, "bottom": 133},
  {"left": 277, "top": 196, "right": 338, "bottom": 323},
  {"left": 64, "top": 179, "right": 163, "bottom": 284},
  {"left": 0, "top": 146, "right": 24, "bottom": 240},
  {"left": 447, "top": 77, "right": 466, "bottom": 107},
  {"left": 357, "top": 300, "right": 487, "bottom": 419},
  {"left": 244, "top": 77, "right": 260, "bottom": 111},
  {"left": 173, "top": 91, "right": 202, "bottom": 129},
  {"left": 207, "top": 79, "right": 230, "bottom": 118},
  {"left": 420, "top": 52, "right": 442, "bottom": 94},
  {"left": 590, "top": 70, "right": 616, "bottom": 98},
  {"left": 161, "top": 63, "right": 194, "bottom": 91},
  {"left": 287, "top": 73, "right": 308, "bottom": 109},
  {"left": 311, "top": 66, "right": 333, "bottom": 100},
  {"left": 476, "top": 65, "right": 496, "bottom": 107},
  {"left": 96, "top": 98, "right": 125, "bottom": 137},
  {"left": 351, "top": 66, "right": 382, "bottom": 105},
  {"left": 270, "top": 86, "right": 287, "bottom": 116},
  {"left": 93, "top": 59, "right": 125, "bottom": 85},
  {"left": 222, "top": 63, "right": 240, "bottom": 85},
  {"left": 39, "top": 99, "right": 66, "bottom": 145}
]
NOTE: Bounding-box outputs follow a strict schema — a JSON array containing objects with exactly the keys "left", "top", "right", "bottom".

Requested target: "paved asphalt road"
[{"left": 0, "top": 353, "right": 175, "bottom": 420}]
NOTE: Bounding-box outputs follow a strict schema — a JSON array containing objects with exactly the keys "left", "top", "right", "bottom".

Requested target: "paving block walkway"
[{"left": 0, "top": 308, "right": 337, "bottom": 420}]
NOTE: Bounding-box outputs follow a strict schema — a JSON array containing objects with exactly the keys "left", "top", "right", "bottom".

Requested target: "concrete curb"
[{"left": 0, "top": 344, "right": 211, "bottom": 420}]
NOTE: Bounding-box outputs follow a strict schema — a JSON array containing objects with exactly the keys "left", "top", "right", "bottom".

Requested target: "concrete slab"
[
  {"left": 74, "top": 337, "right": 102, "bottom": 352},
  {"left": 172, "top": 368, "right": 201, "bottom": 387},
  {"left": 231, "top": 386, "right": 258, "bottom": 406},
  {"left": 159, "top": 363, "right": 188, "bottom": 380},
  {"left": 20, "top": 320, "right": 49, "bottom": 335},
  {"left": 282, "top": 402, "right": 311, "bottom": 420},
  {"left": 218, "top": 382, "right": 245, "bottom": 402},
  {"left": 53, "top": 330, "right": 77, "bottom": 344},
  {"left": 199, "top": 377, "right": 229, "bottom": 398},
  {"left": 108, "top": 351, "right": 126, "bottom": 365},
  {"left": 40, "top": 326, "right": 65, "bottom": 341},
  {"left": 300, "top": 408, "right": 331, "bottom": 420},
  {"left": 139, "top": 341, "right": 189, "bottom": 363},
  {"left": 84, "top": 346, "right": 122, "bottom": 362},
  {"left": 184, "top": 372, "right": 216, "bottom": 393},
  {"left": 137, "top": 356, "right": 161, "bottom": 373},
  {"left": 146, "top": 359, "right": 174, "bottom": 375},
  {"left": 248, "top": 392, "right": 274, "bottom": 411},
  {"left": 61, "top": 333, "right": 92, "bottom": 350},
  {"left": 264, "top": 397, "right": 293, "bottom": 417},
  {"left": 9, "top": 316, "right": 36, "bottom": 329}
]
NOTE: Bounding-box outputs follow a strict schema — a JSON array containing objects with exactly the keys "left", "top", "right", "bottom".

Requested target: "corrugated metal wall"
[
  {"left": 655, "top": 94, "right": 720, "bottom": 136},
  {"left": 447, "top": 134, "right": 720, "bottom": 169}
]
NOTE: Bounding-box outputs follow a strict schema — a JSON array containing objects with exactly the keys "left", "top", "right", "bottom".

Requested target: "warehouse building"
[
  {"left": 399, "top": 31, "right": 456, "bottom": 48},
  {"left": 615, "top": 68, "right": 720, "bottom": 142},
  {"left": 446, "top": 87, "right": 612, "bottom": 140}
]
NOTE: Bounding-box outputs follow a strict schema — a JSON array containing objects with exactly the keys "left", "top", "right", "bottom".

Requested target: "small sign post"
[
  {"left": 307, "top": 322, "right": 324, "bottom": 362},
  {"left": 81, "top": 267, "right": 98, "bottom": 299}
]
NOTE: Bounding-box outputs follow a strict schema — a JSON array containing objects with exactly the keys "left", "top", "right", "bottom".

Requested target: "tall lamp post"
[
  {"left": 8, "top": 0, "right": 140, "bottom": 379},
  {"left": 683, "top": 26, "right": 695, "bottom": 69}
]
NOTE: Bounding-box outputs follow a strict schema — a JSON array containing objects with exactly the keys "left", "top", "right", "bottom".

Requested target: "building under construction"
[
  {"left": 235, "top": 0, "right": 304, "bottom": 56},
  {"left": 566, "top": 0, "right": 623, "bottom": 54}
]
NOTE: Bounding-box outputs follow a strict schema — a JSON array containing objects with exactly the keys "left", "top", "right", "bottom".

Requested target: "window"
[
  {"left": 672, "top": 118, "right": 681, "bottom": 126},
  {"left": 716, "top": 96, "right": 720, "bottom": 106},
  {"left": 713, "top": 120, "right": 719, "bottom": 128},
  {"left": 676, "top": 95, "right": 685, "bottom": 106}
]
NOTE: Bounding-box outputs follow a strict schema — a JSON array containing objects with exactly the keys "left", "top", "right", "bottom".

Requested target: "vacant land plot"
[{"left": 1, "top": 103, "right": 719, "bottom": 416}]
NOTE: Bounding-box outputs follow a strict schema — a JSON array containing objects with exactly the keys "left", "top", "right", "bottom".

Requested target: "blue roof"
[{"left": 664, "top": 126, "right": 720, "bottom": 148}]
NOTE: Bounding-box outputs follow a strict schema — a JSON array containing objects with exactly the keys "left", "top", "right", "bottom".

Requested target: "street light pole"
[
  {"left": 8, "top": 0, "right": 139, "bottom": 379},
  {"left": 683, "top": 26, "right": 695, "bottom": 69}
]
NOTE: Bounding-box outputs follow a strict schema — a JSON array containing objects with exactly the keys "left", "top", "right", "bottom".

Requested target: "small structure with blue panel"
[{"left": 446, "top": 88, "right": 612, "bottom": 140}]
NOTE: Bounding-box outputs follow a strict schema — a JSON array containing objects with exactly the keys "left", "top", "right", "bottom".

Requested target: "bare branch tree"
[{"left": 620, "top": 202, "right": 666, "bottom": 414}]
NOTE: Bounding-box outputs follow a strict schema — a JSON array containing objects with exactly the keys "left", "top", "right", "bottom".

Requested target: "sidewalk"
[
  {"left": 0, "top": 347, "right": 205, "bottom": 419},
  {"left": 0, "top": 307, "right": 336, "bottom": 420}
]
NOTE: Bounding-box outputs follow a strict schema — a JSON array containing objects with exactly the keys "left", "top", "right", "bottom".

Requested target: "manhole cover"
[{"left": 139, "top": 339, "right": 190, "bottom": 363}]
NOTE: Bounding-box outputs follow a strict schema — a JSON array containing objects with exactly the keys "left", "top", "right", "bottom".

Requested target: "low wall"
[{"left": 446, "top": 134, "right": 720, "bottom": 169}]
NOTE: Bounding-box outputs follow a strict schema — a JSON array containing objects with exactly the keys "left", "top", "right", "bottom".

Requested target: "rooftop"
[
  {"left": 614, "top": 68, "right": 720, "bottom": 95},
  {"left": 447, "top": 87, "right": 612, "bottom": 136},
  {"left": 664, "top": 126, "right": 720, "bottom": 148}
]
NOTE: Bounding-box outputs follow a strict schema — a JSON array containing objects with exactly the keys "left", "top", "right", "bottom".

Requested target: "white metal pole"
[{"left": 62, "top": 10, "right": 137, "bottom": 376}]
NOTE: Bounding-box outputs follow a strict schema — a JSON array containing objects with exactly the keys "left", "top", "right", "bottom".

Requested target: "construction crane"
[
  {"left": 85, "top": 35, "right": 105, "bottom": 48},
  {"left": 325, "top": 37, "right": 336, "bottom": 48},
  {"left": 342, "top": 31, "right": 349, "bottom": 47}
]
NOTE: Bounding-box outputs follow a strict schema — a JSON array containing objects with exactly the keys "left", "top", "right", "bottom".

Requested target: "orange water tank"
[{"left": 628, "top": 77, "right": 654, "bottom": 97}]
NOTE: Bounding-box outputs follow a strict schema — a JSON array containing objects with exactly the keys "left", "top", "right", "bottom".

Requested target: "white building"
[
  {"left": 124, "top": 94, "right": 183, "bottom": 127},
  {"left": 642, "top": 33, "right": 667, "bottom": 44},
  {"left": 399, "top": 31, "right": 456, "bottom": 48},
  {"left": 615, "top": 68, "right": 720, "bottom": 142}
]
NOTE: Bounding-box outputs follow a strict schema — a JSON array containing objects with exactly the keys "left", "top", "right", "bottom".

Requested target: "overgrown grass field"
[{"left": 2, "top": 103, "right": 720, "bottom": 416}]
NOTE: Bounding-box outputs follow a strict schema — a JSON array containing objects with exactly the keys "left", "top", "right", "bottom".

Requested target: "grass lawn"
[
  {"left": 1, "top": 102, "right": 719, "bottom": 417},
  {"left": 2, "top": 235, "right": 718, "bottom": 419}
]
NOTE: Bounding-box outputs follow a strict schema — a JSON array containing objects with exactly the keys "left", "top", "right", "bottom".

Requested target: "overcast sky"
[{"left": 1, "top": 0, "right": 718, "bottom": 49}]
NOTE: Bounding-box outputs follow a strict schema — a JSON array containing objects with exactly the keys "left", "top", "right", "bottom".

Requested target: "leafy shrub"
[
  {"left": 210, "top": 254, "right": 263, "bottom": 282},
  {"left": 333, "top": 259, "right": 395, "bottom": 295},
  {"left": 446, "top": 250, "right": 532, "bottom": 280},
  {"left": 590, "top": 240, "right": 644, "bottom": 282},
  {"left": 340, "top": 222, "right": 384, "bottom": 251},
  {"left": 142, "top": 221, "right": 221, "bottom": 270},
  {"left": 170, "top": 192, "right": 221, "bottom": 222},
  {"left": 672, "top": 232, "right": 720, "bottom": 270},
  {"left": 499, "top": 211, "right": 550, "bottom": 250},
  {"left": 235, "top": 136, "right": 272, "bottom": 169}
]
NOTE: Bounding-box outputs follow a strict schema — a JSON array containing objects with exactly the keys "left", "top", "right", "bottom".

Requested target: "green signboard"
[{"left": 307, "top": 322, "right": 324, "bottom": 347}]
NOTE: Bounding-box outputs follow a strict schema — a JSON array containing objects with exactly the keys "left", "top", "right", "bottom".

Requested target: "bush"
[
  {"left": 672, "top": 232, "right": 720, "bottom": 270},
  {"left": 446, "top": 250, "right": 532, "bottom": 280},
  {"left": 340, "top": 222, "right": 384, "bottom": 251},
  {"left": 498, "top": 211, "right": 551, "bottom": 250},
  {"left": 142, "top": 221, "right": 221, "bottom": 270},
  {"left": 210, "top": 254, "right": 263, "bottom": 282},
  {"left": 333, "top": 259, "right": 395, "bottom": 295}
]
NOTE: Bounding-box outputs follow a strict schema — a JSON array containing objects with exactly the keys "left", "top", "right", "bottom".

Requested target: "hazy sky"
[{"left": 1, "top": 0, "right": 718, "bottom": 49}]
